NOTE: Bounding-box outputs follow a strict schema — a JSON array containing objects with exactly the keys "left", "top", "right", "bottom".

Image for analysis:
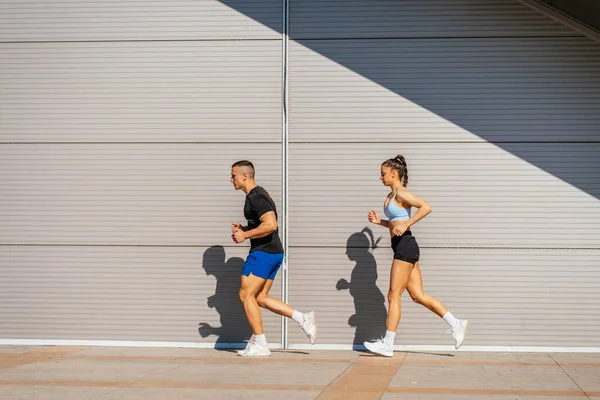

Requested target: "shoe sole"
[
  {"left": 455, "top": 320, "right": 469, "bottom": 350},
  {"left": 310, "top": 311, "right": 317, "bottom": 345},
  {"left": 364, "top": 342, "right": 393, "bottom": 357},
  {"left": 239, "top": 352, "right": 271, "bottom": 357}
]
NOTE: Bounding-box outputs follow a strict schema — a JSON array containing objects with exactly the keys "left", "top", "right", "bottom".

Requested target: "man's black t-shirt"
[{"left": 244, "top": 186, "right": 284, "bottom": 254}]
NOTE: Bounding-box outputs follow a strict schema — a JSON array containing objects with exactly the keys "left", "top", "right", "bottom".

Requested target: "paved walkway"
[{"left": 1, "top": 346, "right": 599, "bottom": 399}]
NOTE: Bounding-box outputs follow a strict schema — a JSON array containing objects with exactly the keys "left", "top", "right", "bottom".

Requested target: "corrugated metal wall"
[
  {"left": 1, "top": 0, "right": 600, "bottom": 349},
  {"left": 286, "top": 1, "right": 600, "bottom": 348},
  {"left": 0, "top": 1, "right": 283, "bottom": 344}
]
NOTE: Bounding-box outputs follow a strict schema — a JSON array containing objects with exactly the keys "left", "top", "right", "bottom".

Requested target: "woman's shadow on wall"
[
  {"left": 337, "top": 228, "right": 387, "bottom": 350},
  {"left": 198, "top": 246, "right": 252, "bottom": 348}
]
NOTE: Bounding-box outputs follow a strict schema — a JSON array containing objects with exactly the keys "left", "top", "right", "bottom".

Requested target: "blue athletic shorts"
[{"left": 241, "top": 251, "right": 284, "bottom": 280}]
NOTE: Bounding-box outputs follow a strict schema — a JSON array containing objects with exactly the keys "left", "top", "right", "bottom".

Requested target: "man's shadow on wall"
[
  {"left": 198, "top": 245, "right": 252, "bottom": 348},
  {"left": 337, "top": 228, "right": 387, "bottom": 350}
]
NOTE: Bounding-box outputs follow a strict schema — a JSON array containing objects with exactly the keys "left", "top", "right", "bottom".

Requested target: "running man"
[{"left": 230, "top": 160, "right": 316, "bottom": 356}]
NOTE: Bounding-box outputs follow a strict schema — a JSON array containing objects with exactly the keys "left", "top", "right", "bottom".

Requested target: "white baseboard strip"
[{"left": 1, "top": 339, "right": 599, "bottom": 353}]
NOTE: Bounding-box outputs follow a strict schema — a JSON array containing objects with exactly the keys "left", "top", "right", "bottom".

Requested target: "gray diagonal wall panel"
[
  {"left": 0, "top": 245, "right": 281, "bottom": 343},
  {"left": 290, "top": 0, "right": 574, "bottom": 39},
  {"left": 0, "top": 0, "right": 283, "bottom": 42},
  {"left": 288, "top": 247, "right": 600, "bottom": 347},
  {"left": 287, "top": 0, "right": 600, "bottom": 350},
  {"left": 289, "top": 37, "right": 600, "bottom": 143},
  {"left": 0, "top": 41, "right": 282, "bottom": 143},
  {"left": 288, "top": 143, "right": 600, "bottom": 249},
  {"left": 0, "top": 143, "right": 282, "bottom": 246}
]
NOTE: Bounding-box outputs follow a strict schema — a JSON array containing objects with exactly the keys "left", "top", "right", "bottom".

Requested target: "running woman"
[{"left": 364, "top": 155, "right": 468, "bottom": 357}]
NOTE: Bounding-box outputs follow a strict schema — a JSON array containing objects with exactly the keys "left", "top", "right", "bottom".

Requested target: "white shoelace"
[
  {"left": 245, "top": 341, "right": 261, "bottom": 352},
  {"left": 446, "top": 326, "right": 461, "bottom": 336}
]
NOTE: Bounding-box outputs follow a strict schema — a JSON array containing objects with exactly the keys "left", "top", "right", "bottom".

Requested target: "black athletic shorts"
[{"left": 391, "top": 231, "right": 420, "bottom": 264}]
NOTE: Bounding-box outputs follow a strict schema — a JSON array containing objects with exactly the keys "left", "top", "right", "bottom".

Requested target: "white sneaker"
[
  {"left": 236, "top": 335, "right": 255, "bottom": 356},
  {"left": 238, "top": 341, "right": 271, "bottom": 357},
  {"left": 363, "top": 338, "right": 394, "bottom": 357},
  {"left": 301, "top": 311, "right": 317, "bottom": 345},
  {"left": 447, "top": 319, "right": 469, "bottom": 349}
]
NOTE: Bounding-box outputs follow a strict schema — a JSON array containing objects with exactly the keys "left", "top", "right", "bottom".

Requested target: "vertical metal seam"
[{"left": 280, "top": 0, "right": 290, "bottom": 349}]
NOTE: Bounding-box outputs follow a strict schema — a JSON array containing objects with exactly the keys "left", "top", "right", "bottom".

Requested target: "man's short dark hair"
[{"left": 232, "top": 160, "right": 255, "bottom": 178}]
